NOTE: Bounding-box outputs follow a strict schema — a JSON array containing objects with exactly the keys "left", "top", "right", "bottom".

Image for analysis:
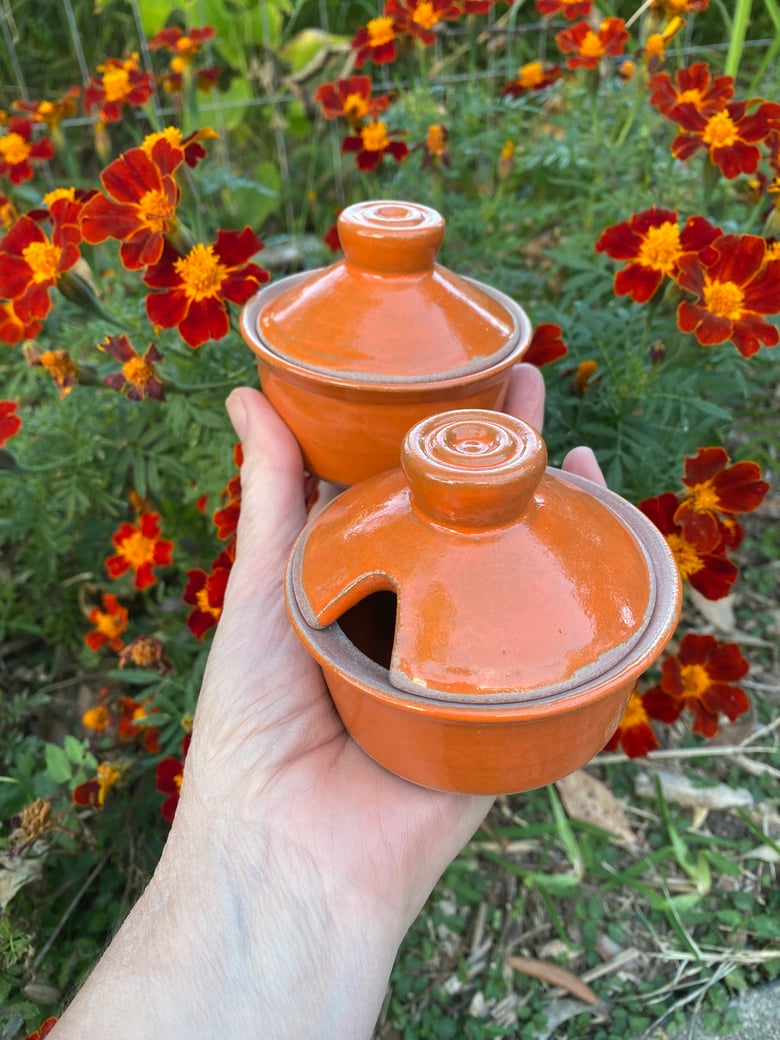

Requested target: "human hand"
[{"left": 52, "top": 364, "right": 604, "bottom": 1040}]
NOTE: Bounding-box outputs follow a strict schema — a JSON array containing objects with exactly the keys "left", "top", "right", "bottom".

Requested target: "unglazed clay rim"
[
  {"left": 240, "top": 271, "right": 532, "bottom": 387},
  {"left": 286, "top": 470, "right": 682, "bottom": 711}
]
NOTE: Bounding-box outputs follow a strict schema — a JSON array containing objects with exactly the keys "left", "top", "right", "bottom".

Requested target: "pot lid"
[
  {"left": 250, "top": 200, "right": 530, "bottom": 382},
  {"left": 289, "top": 411, "right": 676, "bottom": 702}
]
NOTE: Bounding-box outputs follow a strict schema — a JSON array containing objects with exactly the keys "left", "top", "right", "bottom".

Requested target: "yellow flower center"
[
  {"left": 684, "top": 481, "right": 721, "bottom": 514},
  {"left": 676, "top": 87, "right": 705, "bottom": 108},
  {"left": 122, "top": 355, "right": 156, "bottom": 387},
  {"left": 413, "top": 2, "right": 438, "bottom": 30},
  {"left": 620, "top": 689, "right": 650, "bottom": 729},
  {"left": 195, "top": 587, "right": 222, "bottom": 618},
  {"left": 172, "top": 771, "right": 183, "bottom": 791},
  {"left": 518, "top": 61, "right": 544, "bottom": 89},
  {"left": 666, "top": 533, "right": 704, "bottom": 578},
  {"left": 0, "top": 132, "right": 31, "bottom": 165},
  {"left": 702, "top": 110, "right": 737, "bottom": 149},
  {"left": 101, "top": 66, "right": 132, "bottom": 102},
  {"left": 579, "top": 31, "right": 604, "bottom": 60},
  {"left": 645, "top": 33, "right": 665, "bottom": 59},
  {"left": 43, "top": 186, "right": 76, "bottom": 206},
  {"left": 95, "top": 609, "right": 125, "bottom": 637},
  {"left": 176, "top": 35, "right": 194, "bottom": 53},
  {"left": 23, "top": 239, "right": 61, "bottom": 282},
  {"left": 361, "top": 120, "right": 390, "bottom": 152},
  {"left": 343, "top": 92, "right": 369, "bottom": 121},
  {"left": 702, "top": 276, "right": 744, "bottom": 319},
  {"left": 425, "top": 124, "right": 446, "bottom": 156},
  {"left": 367, "top": 16, "right": 395, "bottom": 47},
  {"left": 679, "top": 662, "right": 710, "bottom": 700},
  {"left": 138, "top": 187, "right": 175, "bottom": 231},
  {"left": 119, "top": 530, "right": 155, "bottom": 568},
  {"left": 638, "top": 221, "right": 681, "bottom": 273},
  {"left": 174, "top": 243, "right": 227, "bottom": 301},
  {"left": 82, "top": 706, "right": 110, "bottom": 731}
]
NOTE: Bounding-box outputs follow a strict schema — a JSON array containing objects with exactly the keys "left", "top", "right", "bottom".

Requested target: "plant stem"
[{"left": 725, "top": 0, "right": 752, "bottom": 78}]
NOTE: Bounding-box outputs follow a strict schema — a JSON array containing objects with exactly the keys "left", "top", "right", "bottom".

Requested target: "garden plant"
[{"left": 0, "top": 0, "right": 778, "bottom": 1036}]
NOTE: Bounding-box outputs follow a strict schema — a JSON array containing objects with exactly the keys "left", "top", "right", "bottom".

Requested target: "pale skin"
[{"left": 51, "top": 365, "right": 604, "bottom": 1039}]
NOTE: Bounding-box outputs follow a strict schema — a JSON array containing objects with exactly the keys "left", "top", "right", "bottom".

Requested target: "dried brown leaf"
[
  {"left": 555, "top": 769, "right": 639, "bottom": 846},
  {"left": 506, "top": 956, "right": 601, "bottom": 1005}
]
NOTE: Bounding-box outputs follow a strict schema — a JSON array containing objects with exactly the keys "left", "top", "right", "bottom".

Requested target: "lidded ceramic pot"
[
  {"left": 241, "top": 200, "right": 531, "bottom": 484},
  {"left": 286, "top": 410, "right": 681, "bottom": 794}
]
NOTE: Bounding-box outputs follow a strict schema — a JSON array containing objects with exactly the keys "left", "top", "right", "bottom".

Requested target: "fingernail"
[{"left": 226, "top": 391, "right": 248, "bottom": 441}]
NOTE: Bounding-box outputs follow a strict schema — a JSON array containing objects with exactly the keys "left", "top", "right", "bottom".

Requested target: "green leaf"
[{"left": 45, "top": 743, "right": 72, "bottom": 785}]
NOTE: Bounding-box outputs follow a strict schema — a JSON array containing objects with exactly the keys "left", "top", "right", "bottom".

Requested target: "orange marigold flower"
[
  {"left": 639, "top": 491, "right": 738, "bottom": 600},
  {"left": 13, "top": 86, "right": 80, "bottom": 128},
  {"left": 99, "top": 334, "right": 165, "bottom": 401},
  {"left": 572, "top": 358, "right": 599, "bottom": 395},
  {"left": 143, "top": 228, "right": 270, "bottom": 348},
  {"left": 183, "top": 551, "right": 232, "bottom": 639},
  {"left": 105, "top": 511, "right": 174, "bottom": 590},
  {"left": 314, "top": 76, "right": 392, "bottom": 126},
  {"left": 523, "top": 322, "right": 568, "bottom": 366},
  {"left": 81, "top": 138, "right": 184, "bottom": 270},
  {"left": 26, "top": 345, "right": 78, "bottom": 398},
  {"left": 503, "top": 61, "right": 563, "bottom": 97},
  {"left": 385, "top": 0, "right": 462, "bottom": 46},
  {"left": 72, "top": 761, "right": 122, "bottom": 809},
  {"left": 84, "top": 53, "right": 154, "bottom": 123},
  {"left": 342, "top": 119, "right": 409, "bottom": 172},
  {"left": 648, "top": 62, "right": 733, "bottom": 118},
  {"left": 82, "top": 704, "right": 111, "bottom": 732},
  {"left": 85, "top": 592, "right": 129, "bottom": 652},
  {"left": 555, "top": 17, "right": 629, "bottom": 71},
  {"left": 0, "top": 400, "right": 22, "bottom": 447},
  {"left": 674, "top": 446, "right": 768, "bottom": 552},
  {"left": 595, "top": 208, "right": 721, "bottom": 304},
  {"left": 0, "top": 196, "right": 83, "bottom": 322},
  {"left": 421, "top": 123, "right": 449, "bottom": 167},
  {"left": 668, "top": 97, "right": 780, "bottom": 179},
  {"left": 22, "top": 1016, "right": 58, "bottom": 1040},
  {"left": 675, "top": 233, "right": 780, "bottom": 357},
  {"left": 0, "top": 117, "right": 54, "bottom": 185},
  {"left": 603, "top": 687, "right": 660, "bottom": 758},
  {"left": 352, "top": 16, "right": 399, "bottom": 69},
  {"left": 643, "top": 16, "right": 685, "bottom": 71},
  {"left": 118, "top": 634, "right": 171, "bottom": 673},
  {"left": 643, "top": 633, "right": 750, "bottom": 738},
  {"left": 536, "top": 0, "right": 593, "bottom": 20}
]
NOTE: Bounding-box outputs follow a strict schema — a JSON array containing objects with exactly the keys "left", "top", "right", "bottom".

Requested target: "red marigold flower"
[
  {"left": 84, "top": 53, "right": 154, "bottom": 123},
  {"left": 72, "top": 761, "right": 122, "bottom": 809},
  {"left": 648, "top": 62, "right": 733, "bottom": 118},
  {"left": 674, "top": 446, "right": 769, "bottom": 552},
  {"left": 117, "top": 695, "right": 160, "bottom": 753},
  {"left": 141, "top": 126, "right": 217, "bottom": 169},
  {"left": 639, "top": 491, "right": 738, "bottom": 599},
  {"left": 668, "top": 97, "right": 780, "bottom": 179},
  {"left": 0, "top": 117, "right": 54, "bottom": 185},
  {"left": 503, "top": 61, "right": 563, "bottom": 97},
  {"left": 352, "top": 16, "right": 399, "bottom": 69},
  {"left": 23, "top": 1016, "right": 58, "bottom": 1040},
  {"left": 555, "top": 17, "right": 629, "bottom": 71},
  {"left": 99, "top": 334, "right": 165, "bottom": 401},
  {"left": 183, "top": 553, "right": 231, "bottom": 639},
  {"left": 84, "top": 592, "right": 129, "bottom": 652},
  {"left": 595, "top": 208, "right": 721, "bottom": 304},
  {"left": 536, "top": 0, "right": 593, "bottom": 20},
  {"left": 342, "top": 119, "right": 409, "bottom": 172},
  {"left": 26, "top": 345, "right": 79, "bottom": 398},
  {"left": 0, "top": 400, "right": 22, "bottom": 447},
  {"left": 149, "top": 24, "right": 215, "bottom": 72},
  {"left": 523, "top": 322, "right": 568, "bottom": 366},
  {"left": 0, "top": 196, "right": 83, "bottom": 322},
  {"left": 385, "top": 0, "right": 462, "bottom": 45},
  {"left": 105, "top": 511, "right": 174, "bottom": 590},
  {"left": 314, "top": 76, "right": 393, "bottom": 126},
  {"left": 675, "top": 233, "right": 780, "bottom": 357},
  {"left": 643, "top": 633, "right": 750, "bottom": 738},
  {"left": 156, "top": 735, "right": 190, "bottom": 823},
  {"left": 143, "top": 228, "right": 270, "bottom": 348},
  {"left": 80, "top": 138, "right": 184, "bottom": 271},
  {"left": 323, "top": 220, "right": 341, "bottom": 253},
  {"left": 13, "top": 86, "right": 80, "bottom": 127},
  {"left": 603, "top": 686, "right": 660, "bottom": 758}
]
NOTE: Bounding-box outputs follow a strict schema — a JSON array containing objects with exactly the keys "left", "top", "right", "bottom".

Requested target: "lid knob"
[
  {"left": 401, "top": 410, "right": 547, "bottom": 529},
  {"left": 337, "top": 200, "right": 445, "bottom": 273}
]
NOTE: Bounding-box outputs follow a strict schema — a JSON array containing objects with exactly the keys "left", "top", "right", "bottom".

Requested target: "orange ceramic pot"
[
  {"left": 286, "top": 410, "right": 682, "bottom": 794},
  {"left": 241, "top": 200, "right": 531, "bottom": 485}
]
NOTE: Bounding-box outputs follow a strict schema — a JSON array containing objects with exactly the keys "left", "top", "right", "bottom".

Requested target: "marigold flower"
[
  {"left": 503, "top": 61, "right": 563, "bottom": 97},
  {"left": 421, "top": 123, "right": 449, "bottom": 166},
  {"left": 555, "top": 17, "right": 629, "bottom": 71},
  {"left": 0, "top": 400, "right": 22, "bottom": 447},
  {"left": 143, "top": 228, "right": 269, "bottom": 348},
  {"left": 81, "top": 138, "right": 184, "bottom": 271},
  {"left": 82, "top": 703, "right": 111, "bottom": 732},
  {"left": 536, "top": 0, "right": 593, "bottom": 20},
  {"left": 22, "top": 1016, "right": 58, "bottom": 1040},
  {"left": 674, "top": 446, "right": 768, "bottom": 552},
  {"left": 156, "top": 734, "right": 191, "bottom": 823},
  {"left": 0, "top": 196, "right": 82, "bottom": 322},
  {"left": 342, "top": 120, "right": 409, "bottom": 172},
  {"left": 72, "top": 761, "right": 122, "bottom": 808},
  {"left": 148, "top": 25, "right": 215, "bottom": 71},
  {"left": 105, "top": 511, "right": 174, "bottom": 590},
  {"left": 184, "top": 552, "right": 232, "bottom": 639},
  {"left": 0, "top": 192, "right": 18, "bottom": 229},
  {"left": 352, "top": 16, "right": 399, "bottom": 68},
  {"left": 13, "top": 86, "right": 80, "bottom": 128},
  {"left": 644, "top": 16, "right": 685, "bottom": 70},
  {"left": 314, "top": 76, "right": 392, "bottom": 126},
  {"left": 118, "top": 634, "right": 171, "bottom": 673},
  {"left": 141, "top": 125, "right": 217, "bottom": 169},
  {"left": 668, "top": 97, "right": 780, "bottom": 179},
  {"left": 99, "top": 334, "right": 165, "bottom": 401},
  {"left": 603, "top": 687, "right": 660, "bottom": 757},
  {"left": 572, "top": 358, "right": 599, "bottom": 395},
  {"left": 385, "top": 0, "right": 462, "bottom": 45},
  {"left": 84, "top": 53, "right": 154, "bottom": 123},
  {"left": 652, "top": 0, "right": 710, "bottom": 14},
  {"left": 643, "top": 633, "right": 750, "bottom": 738},
  {"left": 117, "top": 695, "right": 160, "bottom": 753},
  {"left": 675, "top": 233, "right": 780, "bottom": 357},
  {"left": 26, "top": 345, "right": 78, "bottom": 398},
  {"left": 639, "top": 491, "right": 738, "bottom": 599},
  {"left": 523, "top": 322, "right": 568, "bottom": 366},
  {"left": 0, "top": 117, "right": 54, "bottom": 185},
  {"left": 648, "top": 62, "right": 733, "bottom": 118},
  {"left": 595, "top": 208, "right": 721, "bottom": 304},
  {"left": 84, "top": 592, "right": 129, "bottom": 652}
]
